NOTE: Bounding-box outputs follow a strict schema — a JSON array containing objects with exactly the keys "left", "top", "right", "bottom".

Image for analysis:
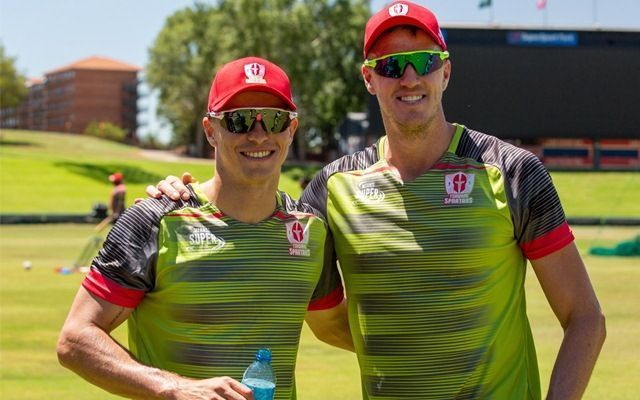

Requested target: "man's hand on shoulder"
[{"left": 141, "top": 172, "right": 195, "bottom": 203}]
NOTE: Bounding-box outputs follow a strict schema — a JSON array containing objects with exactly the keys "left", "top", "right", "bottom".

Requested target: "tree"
[
  {"left": 285, "top": 0, "right": 369, "bottom": 160},
  {"left": 0, "top": 44, "right": 28, "bottom": 109},
  {"left": 146, "top": 3, "right": 225, "bottom": 155},
  {"left": 146, "top": 0, "right": 370, "bottom": 158}
]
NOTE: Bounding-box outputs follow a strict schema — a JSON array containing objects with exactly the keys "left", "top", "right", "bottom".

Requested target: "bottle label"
[{"left": 242, "top": 378, "right": 275, "bottom": 400}]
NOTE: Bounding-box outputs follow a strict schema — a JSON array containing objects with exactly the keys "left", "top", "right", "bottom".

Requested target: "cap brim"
[{"left": 211, "top": 84, "right": 296, "bottom": 112}]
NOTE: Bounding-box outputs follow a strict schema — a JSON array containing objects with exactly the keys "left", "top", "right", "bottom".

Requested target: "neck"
[
  {"left": 201, "top": 176, "right": 278, "bottom": 224},
  {"left": 383, "top": 119, "right": 455, "bottom": 182}
]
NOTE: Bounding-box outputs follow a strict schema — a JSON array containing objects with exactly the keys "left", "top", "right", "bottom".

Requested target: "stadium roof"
[
  {"left": 45, "top": 56, "right": 141, "bottom": 75},
  {"left": 441, "top": 22, "right": 640, "bottom": 33}
]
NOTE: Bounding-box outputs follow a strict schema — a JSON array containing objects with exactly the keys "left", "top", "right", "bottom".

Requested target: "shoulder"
[
  {"left": 457, "top": 127, "right": 545, "bottom": 177},
  {"left": 321, "top": 143, "right": 380, "bottom": 179},
  {"left": 117, "top": 191, "right": 202, "bottom": 229},
  {"left": 278, "top": 191, "right": 326, "bottom": 223}
]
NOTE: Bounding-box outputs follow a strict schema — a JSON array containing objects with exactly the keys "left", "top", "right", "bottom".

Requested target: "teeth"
[
  {"left": 401, "top": 95, "right": 422, "bottom": 102},
  {"left": 244, "top": 151, "right": 271, "bottom": 158}
]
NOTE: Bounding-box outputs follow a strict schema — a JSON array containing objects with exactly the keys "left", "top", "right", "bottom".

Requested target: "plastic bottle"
[{"left": 242, "top": 348, "right": 276, "bottom": 400}]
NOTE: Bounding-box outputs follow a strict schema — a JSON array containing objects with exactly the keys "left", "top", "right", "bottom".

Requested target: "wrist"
[{"left": 156, "top": 375, "right": 190, "bottom": 400}]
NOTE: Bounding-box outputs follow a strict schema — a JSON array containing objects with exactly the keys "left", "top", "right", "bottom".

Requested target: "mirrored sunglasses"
[
  {"left": 207, "top": 108, "right": 297, "bottom": 134},
  {"left": 363, "top": 50, "right": 450, "bottom": 79}
]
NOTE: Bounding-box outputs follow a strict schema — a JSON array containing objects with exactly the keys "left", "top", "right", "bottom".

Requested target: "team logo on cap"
[
  {"left": 244, "top": 62, "right": 267, "bottom": 84},
  {"left": 388, "top": 3, "right": 409, "bottom": 16},
  {"left": 444, "top": 172, "right": 475, "bottom": 205},
  {"left": 286, "top": 220, "right": 310, "bottom": 257}
]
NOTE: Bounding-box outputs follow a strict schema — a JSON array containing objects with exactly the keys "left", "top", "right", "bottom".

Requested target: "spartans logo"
[
  {"left": 286, "top": 221, "right": 310, "bottom": 257},
  {"left": 444, "top": 172, "right": 475, "bottom": 205}
]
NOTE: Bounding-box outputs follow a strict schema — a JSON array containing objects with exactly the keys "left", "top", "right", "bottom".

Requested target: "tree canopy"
[
  {"left": 0, "top": 44, "right": 28, "bottom": 109},
  {"left": 146, "top": 0, "right": 370, "bottom": 158}
]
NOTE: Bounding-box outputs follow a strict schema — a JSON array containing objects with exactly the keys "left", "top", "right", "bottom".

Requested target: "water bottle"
[{"left": 242, "top": 348, "right": 276, "bottom": 400}]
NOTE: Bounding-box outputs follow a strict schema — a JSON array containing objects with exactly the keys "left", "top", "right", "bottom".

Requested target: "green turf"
[
  {"left": 0, "top": 129, "right": 302, "bottom": 213},
  {"left": 1, "top": 129, "right": 638, "bottom": 217},
  {"left": 1, "top": 224, "right": 638, "bottom": 399},
  {"left": 550, "top": 172, "right": 640, "bottom": 217}
]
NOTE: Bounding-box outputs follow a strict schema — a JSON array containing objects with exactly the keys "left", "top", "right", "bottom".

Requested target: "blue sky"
[{"left": 1, "top": 0, "right": 637, "bottom": 141}]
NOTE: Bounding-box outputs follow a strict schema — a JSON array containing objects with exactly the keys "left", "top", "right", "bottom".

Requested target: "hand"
[
  {"left": 170, "top": 376, "right": 254, "bottom": 400},
  {"left": 145, "top": 172, "right": 195, "bottom": 201}
]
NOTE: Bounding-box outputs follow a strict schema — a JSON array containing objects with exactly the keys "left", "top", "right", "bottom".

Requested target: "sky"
[{"left": 1, "top": 0, "right": 638, "bottom": 141}]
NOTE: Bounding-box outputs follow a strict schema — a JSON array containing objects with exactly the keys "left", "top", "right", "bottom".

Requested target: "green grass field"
[
  {"left": 1, "top": 129, "right": 639, "bottom": 216},
  {"left": 1, "top": 224, "right": 638, "bottom": 399},
  {"left": 1, "top": 129, "right": 639, "bottom": 398},
  {"left": 0, "top": 130, "right": 304, "bottom": 213}
]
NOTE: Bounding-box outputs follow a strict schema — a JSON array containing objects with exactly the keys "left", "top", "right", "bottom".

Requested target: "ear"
[
  {"left": 202, "top": 117, "right": 217, "bottom": 147},
  {"left": 362, "top": 65, "right": 376, "bottom": 95},
  {"left": 441, "top": 60, "right": 451, "bottom": 92},
  {"left": 287, "top": 118, "right": 298, "bottom": 145}
]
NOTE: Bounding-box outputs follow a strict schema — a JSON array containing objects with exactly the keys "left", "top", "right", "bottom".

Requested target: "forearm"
[
  {"left": 57, "top": 324, "right": 184, "bottom": 399},
  {"left": 316, "top": 324, "right": 355, "bottom": 352},
  {"left": 546, "top": 312, "right": 606, "bottom": 400},
  {"left": 306, "top": 300, "right": 355, "bottom": 352}
]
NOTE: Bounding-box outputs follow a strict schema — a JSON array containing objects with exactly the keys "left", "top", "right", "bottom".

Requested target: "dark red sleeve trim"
[
  {"left": 520, "top": 221, "right": 575, "bottom": 260},
  {"left": 82, "top": 269, "right": 145, "bottom": 308},
  {"left": 307, "top": 285, "right": 344, "bottom": 311}
]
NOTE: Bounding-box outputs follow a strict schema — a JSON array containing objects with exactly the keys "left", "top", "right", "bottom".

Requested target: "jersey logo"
[
  {"left": 286, "top": 221, "right": 310, "bottom": 257},
  {"left": 177, "top": 225, "right": 226, "bottom": 252},
  {"left": 353, "top": 180, "right": 386, "bottom": 205},
  {"left": 444, "top": 172, "right": 475, "bottom": 205}
]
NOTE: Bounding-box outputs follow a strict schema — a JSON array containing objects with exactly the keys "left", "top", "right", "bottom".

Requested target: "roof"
[
  {"left": 26, "top": 77, "right": 44, "bottom": 86},
  {"left": 46, "top": 56, "right": 141, "bottom": 75}
]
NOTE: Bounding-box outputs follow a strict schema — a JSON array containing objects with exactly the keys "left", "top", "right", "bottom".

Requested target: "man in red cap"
[
  {"left": 58, "top": 57, "right": 351, "bottom": 400},
  {"left": 149, "top": 2, "right": 605, "bottom": 399}
]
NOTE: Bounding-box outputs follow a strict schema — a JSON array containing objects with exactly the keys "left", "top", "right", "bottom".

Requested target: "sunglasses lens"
[
  {"left": 223, "top": 110, "right": 255, "bottom": 133},
  {"left": 373, "top": 52, "right": 445, "bottom": 78},
  {"left": 374, "top": 55, "right": 404, "bottom": 78},
  {"left": 261, "top": 109, "right": 291, "bottom": 133},
  {"left": 220, "top": 109, "right": 291, "bottom": 134}
]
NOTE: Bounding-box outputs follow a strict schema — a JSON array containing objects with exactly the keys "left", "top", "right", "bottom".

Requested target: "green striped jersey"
[
  {"left": 300, "top": 125, "right": 574, "bottom": 399},
  {"left": 83, "top": 184, "right": 342, "bottom": 400}
]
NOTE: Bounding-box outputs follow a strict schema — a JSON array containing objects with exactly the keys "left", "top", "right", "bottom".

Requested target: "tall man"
[
  {"left": 57, "top": 57, "right": 351, "bottom": 400},
  {"left": 151, "top": 2, "right": 606, "bottom": 399}
]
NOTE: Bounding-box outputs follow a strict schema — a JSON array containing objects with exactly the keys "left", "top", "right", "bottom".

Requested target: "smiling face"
[
  {"left": 362, "top": 26, "right": 451, "bottom": 138},
  {"left": 202, "top": 91, "right": 297, "bottom": 187}
]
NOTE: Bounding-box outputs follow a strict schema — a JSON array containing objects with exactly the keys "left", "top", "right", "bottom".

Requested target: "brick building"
[{"left": 1, "top": 56, "right": 140, "bottom": 141}]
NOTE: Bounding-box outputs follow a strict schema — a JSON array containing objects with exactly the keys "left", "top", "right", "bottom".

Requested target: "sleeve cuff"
[
  {"left": 520, "top": 221, "right": 575, "bottom": 260},
  {"left": 82, "top": 269, "right": 145, "bottom": 308},
  {"left": 307, "top": 285, "right": 344, "bottom": 311}
]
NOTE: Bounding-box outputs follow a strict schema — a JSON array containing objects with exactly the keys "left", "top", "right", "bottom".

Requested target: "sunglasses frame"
[
  {"left": 363, "top": 50, "right": 450, "bottom": 78},
  {"left": 206, "top": 107, "right": 298, "bottom": 134}
]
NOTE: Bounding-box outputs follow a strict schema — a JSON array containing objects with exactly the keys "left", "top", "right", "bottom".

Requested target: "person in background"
[{"left": 108, "top": 172, "right": 126, "bottom": 223}]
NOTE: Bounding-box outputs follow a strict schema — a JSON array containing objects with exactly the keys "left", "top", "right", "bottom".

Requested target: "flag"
[
  {"left": 478, "top": 0, "right": 492, "bottom": 9},
  {"left": 537, "top": 0, "right": 547, "bottom": 10}
]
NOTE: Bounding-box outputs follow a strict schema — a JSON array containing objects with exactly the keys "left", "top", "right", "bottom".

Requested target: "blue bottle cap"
[{"left": 255, "top": 348, "right": 272, "bottom": 362}]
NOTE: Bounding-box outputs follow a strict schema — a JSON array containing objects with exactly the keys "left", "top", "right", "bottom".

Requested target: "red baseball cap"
[
  {"left": 364, "top": 1, "right": 447, "bottom": 58},
  {"left": 108, "top": 172, "right": 123, "bottom": 183},
  {"left": 207, "top": 57, "right": 296, "bottom": 112}
]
